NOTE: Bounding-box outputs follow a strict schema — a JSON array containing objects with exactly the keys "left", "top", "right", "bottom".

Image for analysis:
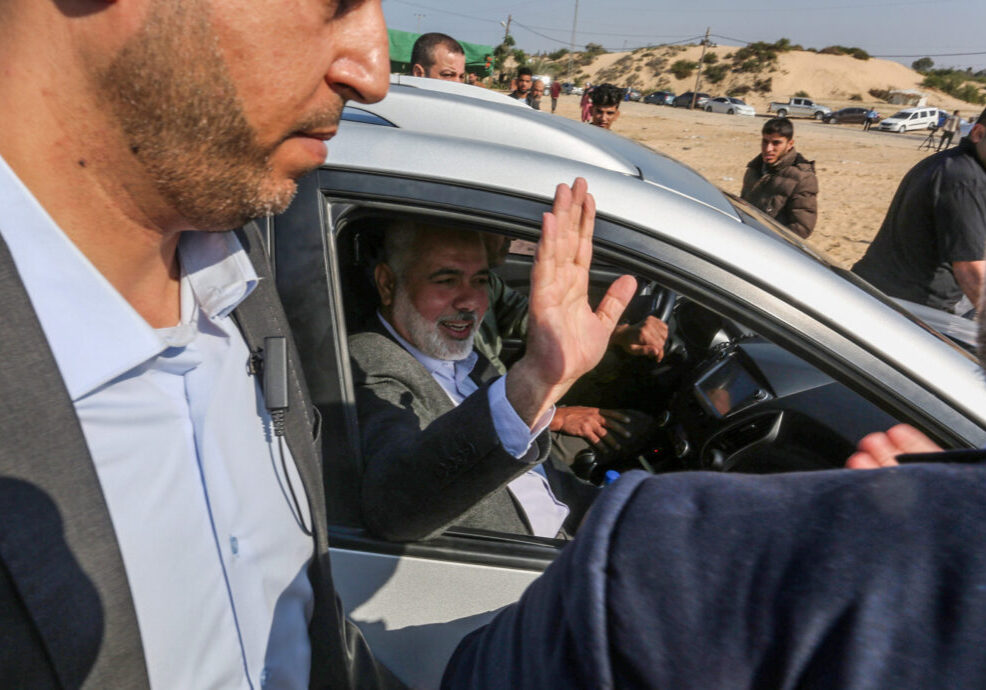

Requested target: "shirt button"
[{"left": 230, "top": 536, "right": 239, "bottom": 556}]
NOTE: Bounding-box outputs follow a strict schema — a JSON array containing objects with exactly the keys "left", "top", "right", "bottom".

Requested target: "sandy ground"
[{"left": 549, "top": 94, "right": 948, "bottom": 267}]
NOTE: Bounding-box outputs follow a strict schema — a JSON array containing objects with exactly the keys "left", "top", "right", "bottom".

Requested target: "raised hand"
[
  {"left": 506, "top": 178, "right": 637, "bottom": 427},
  {"left": 846, "top": 424, "right": 943, "bottom": 469}
]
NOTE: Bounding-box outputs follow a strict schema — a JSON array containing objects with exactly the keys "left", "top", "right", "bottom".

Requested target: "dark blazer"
[
  {"left": 0, "top": 224, "right": 395, "bottom": 689},
  {"left": 350, "top": 324, "right": 550, "bottom": 542},
  {"left": 445, "top": 467, "right": 986, "bottom": 689}
]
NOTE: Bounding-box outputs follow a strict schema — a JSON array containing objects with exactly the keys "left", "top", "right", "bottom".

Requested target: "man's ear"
[
  {"left": 374, "top": 263, "right": 397, "bottom": 307},
  {"left": 411, "top": 63, "right": 426, "bottom": 78},
  {"left": 970, "top": 123, "right": 985, "bottom": 144}
]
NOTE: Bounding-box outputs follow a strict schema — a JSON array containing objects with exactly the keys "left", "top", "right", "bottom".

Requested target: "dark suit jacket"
[
  {"left": 445, "top": 467, "right": 986, "bottom": 689},
  {"left": 349, "top": 324, "right": 550, "bottom": 542},
  {"left": 0, "top": 224, "right": 395, "bottom": 689}
]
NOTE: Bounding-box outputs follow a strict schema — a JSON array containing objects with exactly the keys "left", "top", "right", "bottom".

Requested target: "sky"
[{"left": 382, "top": 0, "right": 986, "bottom": 73}]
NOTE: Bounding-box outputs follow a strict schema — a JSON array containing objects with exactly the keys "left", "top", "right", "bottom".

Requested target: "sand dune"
[{"left": 576, "top": 47, "right": 981, "bottom": 118}]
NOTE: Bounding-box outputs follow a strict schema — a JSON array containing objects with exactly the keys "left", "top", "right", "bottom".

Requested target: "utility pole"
[
  {"left": 414, "top": 13, "right": 425, "bottom": 34},
  {"left": 502, "top": 14, "right": 511, "bottom": 43},
  {"left": 567, "top": 0, "right": 579, "bottom": 79},
  {"left": 690, "top": 27, "right": 710, "bottom": 110}
]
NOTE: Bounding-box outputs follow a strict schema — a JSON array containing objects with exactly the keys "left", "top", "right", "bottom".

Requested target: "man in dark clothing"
[
  {"left": 853, "top": 108, "right": 986, "bottom": 313},
  {"left": 508, "top": 67, "right": 533, "bottom": 100},
  {"left": 741, "top": 117, "right": 819, "bottom": 238}
]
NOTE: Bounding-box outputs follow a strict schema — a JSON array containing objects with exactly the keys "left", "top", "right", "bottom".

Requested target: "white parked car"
[
  {"left": 877, "top": 107, "right": 940, "bottom": 133},
  {"left": 704, "top": 97, "right": 756, "bottom": 116}
]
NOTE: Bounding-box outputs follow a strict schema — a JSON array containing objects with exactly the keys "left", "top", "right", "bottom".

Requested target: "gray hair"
[
  {"left": 381, "top": 219, "right": 418, "bottom": 281},
  {"left": 380, "top": 220, "right": 486, "bottom": 282}
]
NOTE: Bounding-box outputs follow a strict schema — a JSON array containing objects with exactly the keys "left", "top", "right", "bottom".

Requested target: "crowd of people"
[{"left": 3, "top": 8, "right": 986, "bottom": 689}]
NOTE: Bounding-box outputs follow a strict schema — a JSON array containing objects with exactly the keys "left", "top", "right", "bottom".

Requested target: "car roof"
[
  {"left": 386, "top": 74, "right": 529, "bottom": 108},
  {"left": 342, "top": 83, "right": 736, "bottom": 217}
]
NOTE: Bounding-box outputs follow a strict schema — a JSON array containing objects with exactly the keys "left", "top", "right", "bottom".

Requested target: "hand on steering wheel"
[
  {"left": 615, "top": 279, "right": 678, "bottom": 360},
  {"left": 550, "top": 406, "right": 632, "bottom": 453},
  {"left": 611, "top": 317, "right": 669, "bottom": 360}
]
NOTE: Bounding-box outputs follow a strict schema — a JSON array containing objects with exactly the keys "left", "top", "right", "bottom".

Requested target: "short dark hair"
[
  {"left": 762, "top": 117, "right": 794, "bottom": 139},
  {"left": 976, "top": 108, "right": 986, "bottom": 127},
  {"left": 410, "top": 33, "right": 464, "bottom": 71},
  {"left": 517, "top": 67, "right": 533, "bottom": 78},
  {"left": 590, "top": 84, "right": 622, "bottom": 109}
]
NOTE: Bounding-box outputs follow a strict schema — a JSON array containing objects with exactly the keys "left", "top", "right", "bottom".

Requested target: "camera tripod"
[{"left": 918, "top": 126, "right": 939, "bottom": 151}]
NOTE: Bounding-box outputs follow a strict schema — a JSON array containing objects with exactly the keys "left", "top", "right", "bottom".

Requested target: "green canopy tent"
[{"left": 388, "top": 28, "right": 494, "bottom": 76}]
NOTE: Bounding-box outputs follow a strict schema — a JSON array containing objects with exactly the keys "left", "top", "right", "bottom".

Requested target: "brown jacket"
[{"left": 741, "top": 149, "right": 818, "bottom": 238}]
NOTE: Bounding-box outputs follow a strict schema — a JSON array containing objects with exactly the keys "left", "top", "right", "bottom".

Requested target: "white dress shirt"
[
  {"left": 378, "top": 314, "right": 570, "bottom": 537},
  {"left": 0, "top": 154, "right": 313, "bottom": 689}
]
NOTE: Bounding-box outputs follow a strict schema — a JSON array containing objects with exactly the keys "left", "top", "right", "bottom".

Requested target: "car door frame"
[{"left": 268, "top": 166, "right": 986, "bottom": 685}]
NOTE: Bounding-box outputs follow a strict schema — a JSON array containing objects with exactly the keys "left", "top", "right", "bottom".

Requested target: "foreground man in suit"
[{"left": 0, "top": 1, "right": 635, "bottom": 686}]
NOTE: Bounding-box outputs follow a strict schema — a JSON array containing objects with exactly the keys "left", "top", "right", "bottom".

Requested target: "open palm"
[{"left": 506, "top": 178, "right": 636, "bottom": 426}]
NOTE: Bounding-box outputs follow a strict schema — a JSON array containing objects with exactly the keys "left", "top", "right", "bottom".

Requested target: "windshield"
[
  {"left": 889, "top": 111, "right": 911, "bottom": 119},
  {"left": 723, "top": 192, "right": 977, "bottom": 359},
  {"left": 729, "top": 98, "right": 747, "bottom": 105}
]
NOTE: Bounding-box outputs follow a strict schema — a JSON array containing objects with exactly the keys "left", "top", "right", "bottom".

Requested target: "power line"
[
  {"left": 872, "top": 51, "right": 986, "bottom": 58},
  {"left": 386, "top": 0, "right": 501, "bottom": 25}
]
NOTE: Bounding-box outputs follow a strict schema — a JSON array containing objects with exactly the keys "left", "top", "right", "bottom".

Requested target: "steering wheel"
[{"left": 622, "top": 279, "right": 677, "bottom": 326}]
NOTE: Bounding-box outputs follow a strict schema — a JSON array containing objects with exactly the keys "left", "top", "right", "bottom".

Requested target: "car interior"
[{"left": 319, "top": 209, "right": 901, "bottom": 542}]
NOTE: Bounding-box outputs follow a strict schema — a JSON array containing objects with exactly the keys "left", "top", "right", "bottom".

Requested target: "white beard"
[{"left": 392, "top": 284, "right": 476, "bottom": 361}]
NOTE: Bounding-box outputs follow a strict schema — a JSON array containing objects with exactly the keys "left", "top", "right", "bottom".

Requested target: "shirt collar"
[
  {"left": 377, "top": 312, "right": 479, "bottom": 383},
  {"left": 0, "top": 154, "right": 258, "bottom": 400}
]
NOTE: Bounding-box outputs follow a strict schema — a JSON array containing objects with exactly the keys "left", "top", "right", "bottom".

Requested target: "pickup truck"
[{"left": 767, "top": 97, "right": 832, "bottom": 120}]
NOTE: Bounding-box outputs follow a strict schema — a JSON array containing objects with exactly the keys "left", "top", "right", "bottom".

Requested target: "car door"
[{"left": 268, "top": 165, "right": 986, "bottom": 687}]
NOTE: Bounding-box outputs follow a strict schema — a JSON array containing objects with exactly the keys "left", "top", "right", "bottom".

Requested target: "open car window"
[
  {"left": 295, "top": 203, "right": 912, "bottom": 547},
  {"left": 271, "top": 169, "right": 982, "bottom": 559}
]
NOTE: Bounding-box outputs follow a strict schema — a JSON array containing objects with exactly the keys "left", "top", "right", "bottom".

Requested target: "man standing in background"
[
  {"left": 853, "top": 108, "right": 986, "bottom": 314},
  {"left": 550, "top": 79, "right": 562, "bottom": 113},
  {"left": 588, "top": 84, "right": 623, "bottom": 130},
  {"left": 509, "top": 67, "right": 533, "bottom": 100},
  {"left": 939, "top": 110, "right": 961, "bottom": 151},
  {"left": 741, "top": 117, "right": 819, "bottom": 238},
  {"left": 410, "top": 32, "right": 466, "bottom": 82}
]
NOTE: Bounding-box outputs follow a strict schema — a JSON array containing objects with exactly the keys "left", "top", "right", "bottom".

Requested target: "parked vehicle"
[
  {"left": 624, "top": 87, "right": 642, "bottom": 101},
  {"left": 877, "top": 107, "right": 941, "bottom": 133},
  {"left": 561, "top": 81, "right": 583, "bottom": 95},
  {"left": 643, "top": 90, "right": 675, "bottom": 106},
  {"left": 672, "top": 91, "right": 710, "bottom": 108},
  {"left": 704, "top": 96, "right": 756, "bottom": 116},
  {"left": 822, "top": 107, "right": 876, "bottom": 125},
  {"left": 767, "top": 97, "right": 832, "bottom": 120},
  {"left": 269, "top": 81, "right": 986, "bottom": 686}
]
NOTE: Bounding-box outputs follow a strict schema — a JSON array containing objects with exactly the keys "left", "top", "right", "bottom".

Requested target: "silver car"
[
  {"left": 266, "top": 81, "right": 986, "bottom": 687},
  {"left": 704, "top": 96, "right": 756, "bottom": 116}
]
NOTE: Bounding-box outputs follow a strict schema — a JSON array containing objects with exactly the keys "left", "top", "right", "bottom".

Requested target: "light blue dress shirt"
[
  {"left": 378, "top": 314, "right": 570, "bottom": 537},
  {"left": 0, "top": 155, "right": 313, "bottom": 689}
]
